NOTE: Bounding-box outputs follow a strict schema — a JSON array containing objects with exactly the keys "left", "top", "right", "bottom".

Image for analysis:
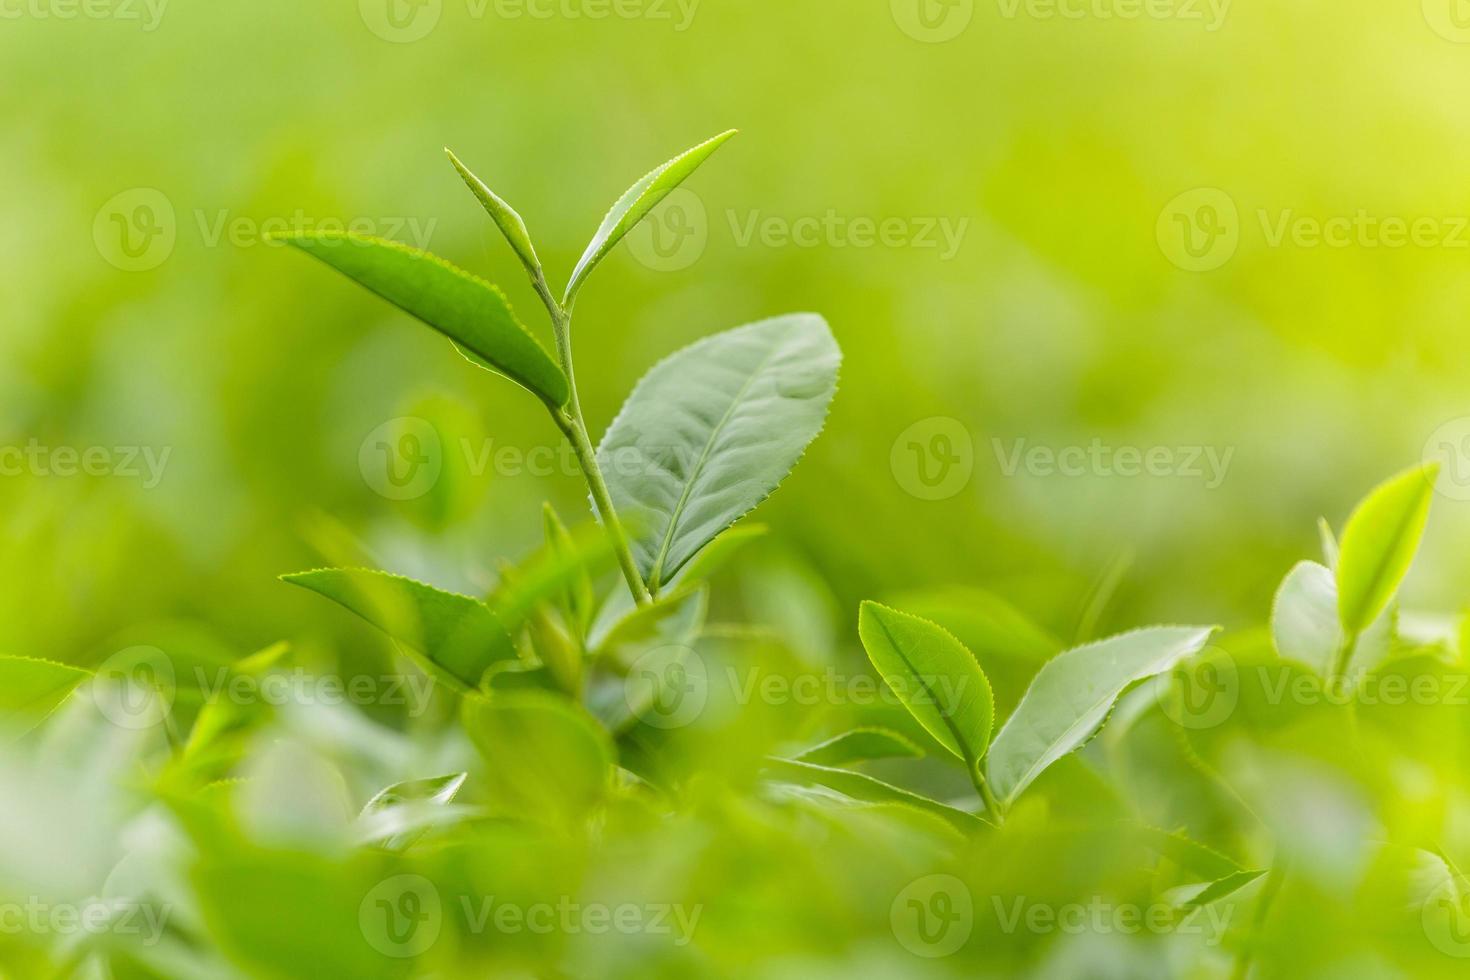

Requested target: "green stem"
[
  {"left": 534, "top": 273, "right": 651, "bottom": 607},
  {"left": 1329, "top": 629, "right": 1359, "bottom": 688},
  {"left": 970, "top": 762, "right": 1004, "bottom": 826}
]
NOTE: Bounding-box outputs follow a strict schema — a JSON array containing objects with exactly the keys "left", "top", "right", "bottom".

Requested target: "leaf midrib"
[
  {"left": 645, "top": 334, "right": 785, "bottom": 591},
  {"left": 871, "top": 612, "right": 973, "bottom": 765}
]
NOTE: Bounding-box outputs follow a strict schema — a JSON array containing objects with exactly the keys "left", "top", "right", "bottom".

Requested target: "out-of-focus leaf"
[
  {"left": 1271, "top": 560, "right": 1393, "bottom": 680},
  {"left": 986, "top": 626, "right": 1217, "bottom": 809},
  {"left": 462, "top": 692, "right": 612, "bottom": 824},
  {"left": 564, "top": 129, "right": 736, "bottom": 304},
  {"left": 283, "top": 569, "right": 516, "bottom": 690},
  {"left": 446, "top": 147, "right": 543, "bottom": 281},
  {"left": 358, "top": 772, "right": 470, "bottom": 850},
  {"left": 1318, "top": 517, "right": 1339, "bottom": 569},
  {"left": 857, "top": 602, "right": 994, "bottom": 772},
  {"left": 764, "top": 758, "right": 989, "bottom": 834},
  {"left": 0, "top": 655, "right": 91, "bottom": 740},
  {"left": 542, "top": 502, "right": 595, "bottom": 642},
  {"left": 794, "top": 728, "right": 923, "bottom": 767},
  {"left": 1336, "top": 463, "right": 1437, "bottom": 634},
  {"left": 1133, "top": 825, "right": 1245, "bottom": 881},
  {"left": 277, "top": 232, "right": 569, "bottom": 405},
  {"left": 193, "top": 850, "right": 413, "bottom": 980},
  {"left": 1169, "top": 869, "right": 1267, "bottom": 909},
  {"left": 599, "top": 314, "right": 840, "bottom": 592}
]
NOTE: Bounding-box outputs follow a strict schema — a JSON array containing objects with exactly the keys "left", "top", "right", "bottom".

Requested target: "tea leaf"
[
  {"left": 0, "top": 656, "right": 91, "bottom": 739},
  {"left": 1336, "top": 463, "right": 1437, "bottom": 634},
  {"left": 1317, "top": 517, "right": 1339, "bottom": 569},
  {"left": 794, "top": 728, "right": 924, "bottom": 767},
  {"left": 1170, "top": 869, "right": 1267, "bottom": 910},
  {"left": 564, "top": 129, "right": 736, "bottom": 305},
  {"left": 462, "top": 692, "right": 612, "bottom": 824},
  {"left": 765, "top": 758, "right": 990, "bottom": 834},
  {"left": 283, "top": 569, "right": 516, "bottom": 690},
  {"left": 277, "top": 232, "right": 569, "bottom": 405},
  {"left": 599, "top": 314, "right": 840, "bottom": 592},
  {"left": 1271, "top": 560, "right": 1394, "bottom": 680},
  {"left": 986, "top": 625, "right": 1217, "bottom": 809},
  {"left": 445, "top": 148, "right": 543, "bottom": 281},
  {"left": 357, "top": 772, "right": 470, "bottom": 850},
  {"left": 858, "top": 602, "right": 994, "bottom": 771}
]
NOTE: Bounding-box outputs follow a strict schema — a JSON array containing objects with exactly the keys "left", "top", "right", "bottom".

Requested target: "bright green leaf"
[
  {"left": 445, "top": 147, "right": 543, "bottom": 282},
  {"left": 283, "top": 569, "right": 516, "bottom": 690},
  {"left": 986, "top": 625, "right": 1217, "bottom": 809},
  {"left": 564, "top": 129, "right": 736, "bottom": 305},
  {"left": 857, "top": 602, "right": 994, "bottom": 772},
  {"left": 542, "top": 502, "right": 595, "bottom": 642},
  {"left": 0, "top": 655, "right": 91, "bottom": 740},
  {"left": 277, "top": 232, "right": 569, "bottom": 405},
  {"left": 599, "top": 314, "right": 840, "bottom": 592},
  {"left": 1337, "top": 463, "right": 1437, "bottom": 634},
  {"left": 794, "top": 728, "right": 924, "bottom": 767}
]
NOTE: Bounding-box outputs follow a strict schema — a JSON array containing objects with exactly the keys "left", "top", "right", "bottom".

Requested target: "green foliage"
[
  {"left": 276, "top": 232, "right": 569, "bottom": 406},
  {"left": 857, "top": 601, "right": 994, "bottom": 773},
  {"left": 598, "top": 314, "right": 841, "bottom": 592},
  {"left": 0, "top": 655, "right": 90, "bottom": 739},
  {"left": 563, "top": 130, "right": 737, "bottom": 306},
  {"left": 1336, "top": 462, "right": 1437, "bottom": 634}
]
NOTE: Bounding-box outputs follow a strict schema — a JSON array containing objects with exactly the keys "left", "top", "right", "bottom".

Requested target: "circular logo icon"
[
  {"left": 359, "top": 0, "right": 442, "bottom": 43},
  {"left": 891, "top": 417, "right": 974, "bottom": 501},
  {"left": 92, "top": 646, "right": 176, "bottom": 730},
  {"left": 624, "top": 644, "right": 707, "bottom": 729},
  {"left": 1158, "top": 645, "right": 1239, "bottom": 730},
  {"left": 359, "top": 417, "right": 443, "bottom": 501},
  {"left": 1424, "top": 0, "right": 1470, "bottom": 43},
  {"left": 891, "top": 874, "right": 973, "bottom": 957},
  {"left": 626, "top": 188, "right": 708, "bottom": 272},
  {"left": 1422, "top": 875, "right": 1470, "bottom": 957},
  {"left": 360, "top": 875, "right": 443, "bottom": 958},
  {"left": 1423, "top": 417, "right": 1470, "bottom": 501},
  {"left": 1156, "top": 188, "right": 1239, "bottom": 272},
  {"left": 94, "top": 188, "right": 176, "bottom": 272},
  {"left": 891, "top": 0, "right": 974, "bottom": 43}
]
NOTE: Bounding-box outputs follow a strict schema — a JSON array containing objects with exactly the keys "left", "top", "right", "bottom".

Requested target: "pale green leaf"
[
  {"left": 794, "top": 728, "right": 924, "bottom": 767},
  {"left": 986, "top": 625, "right": 1217, "bottom": 809},
  {"left": 282, "top": 569, "right": 516, "bottom": 690},
  {"left": 277, "top": 232, "right": 568, "bottom": 405},
  {"left": 1318, "top": 517, "right": 1339, "bottom": 569},
  {"left": 599, "top": 314, "right": 840, "bottom": 592},
  {"left": 542, "top": 502, "right": 595, "bottom": 641},
  {"left": 858, "top": 602, "right": 994, "bottom": 771},
  {"left": 1169, "top": 869, "right": 1267, "bottom": 910},
  {"left": 564, "top": 129, "right": 736, "bottom": 305},
  {"left": 357, "top": 772, "right": 471, "bottom": 850},
  {"left": 1272, "top": 560, "right": 1394, "bottom": 679},
  {"left": 446, "top": 147, "right": 543, "bottom": 281},
  {"left": 1337, "top": 463, "right": 1437, "bottom": 634}
]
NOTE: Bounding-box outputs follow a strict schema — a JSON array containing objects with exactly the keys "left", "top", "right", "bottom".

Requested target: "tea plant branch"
[
  {"left": 531, "top": 269, "right": 651, "bottom": 607},
  {"left": 970, "top": 764, "right": 1003, "bottom": 825}
]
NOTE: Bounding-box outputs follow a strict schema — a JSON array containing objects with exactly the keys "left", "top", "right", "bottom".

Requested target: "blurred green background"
[{"left": 3, "top": 0, "right": 1469, "bottom": 680}]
